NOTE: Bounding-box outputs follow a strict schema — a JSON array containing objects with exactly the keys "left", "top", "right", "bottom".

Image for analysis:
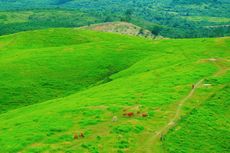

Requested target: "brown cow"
[
  {"left": 142, "top": 113, "right": 148, "bottom": 117},
  {"left": 80, "top": 133, "right": 84, "bottom": 138},
  {"left": 192, "top": 84, "right": 195, "bottom": 89},
  {"left": 73, "top": 133, "right": 78, "bottom": 140},
  {"left": 127, "top": 112, "right": 134, "bottom": 117}
]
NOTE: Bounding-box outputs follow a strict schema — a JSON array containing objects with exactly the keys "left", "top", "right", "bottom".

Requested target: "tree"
[
  {"left": 104, "top": 16, "right": 112, "bottom": 22},
  {"left": 150, "top": 25, "right": 162, "bottom": 36},
  {"left": 124, "top": 9, "right": 133, "bottom": 22}
]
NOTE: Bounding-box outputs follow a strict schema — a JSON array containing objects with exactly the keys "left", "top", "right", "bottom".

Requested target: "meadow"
[
  {"left": 0, "top": 28, "right": 155, "bottom": 113},
  {"left": 0, "top": 28, "right": 229, "bottom": 152}
]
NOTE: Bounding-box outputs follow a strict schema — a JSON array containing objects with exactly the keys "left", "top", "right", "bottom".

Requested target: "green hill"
[
  {"left": 0, "top": 28, "right": 156, "bottom": 113},
  {"left": 0, "top": 28, "right": 229, "bottom": 152},
  {"left": 81, "top": 22, "right": 158, "bottom": 39}
]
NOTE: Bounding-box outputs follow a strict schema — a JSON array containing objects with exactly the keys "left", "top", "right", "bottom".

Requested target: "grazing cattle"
[
  {"left": 73, "top": 133, "right": 78, "bottom": 140},
  {"left": 192, "top": 84, "right": 195, "bottom": 89},
  {"left": 142, "top": 113, "right": 148, "bottom": 117},
  {"left": 123, "top": 112, "right": 134, "bottom": 117},
  {"left": 127, "top": 112, "right": 134, "bottom": 117},
  {"left": 80, "top": 133, "right": 84, "bottom": 138}
]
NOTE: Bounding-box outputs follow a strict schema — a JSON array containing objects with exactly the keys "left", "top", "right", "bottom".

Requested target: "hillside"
[
  {"left": 0, "top": 28, "right": 229, "bottom": 152},
  {"left": 0, "top": 28, "right": 156, "bottom": 113},
  {"left": 0, "top": 1, "right": 230, "bottom": 37},
  {"left": 81, "top": 22, "right": 158, "bottom": 39}
]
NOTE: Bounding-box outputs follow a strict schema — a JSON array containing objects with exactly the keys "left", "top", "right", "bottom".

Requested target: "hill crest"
[{"left": 81, "top": 22, "right": 162, "bottom": 39}]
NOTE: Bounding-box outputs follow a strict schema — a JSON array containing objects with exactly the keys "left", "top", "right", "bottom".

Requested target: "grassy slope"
[
  {"left": 163, "top": 84, "right": 230, "bottom": 153},
  {"left": 0, "top": 28, "right": 156, "bottom": 113},
  {"left": 0, "top": 29, "right": 229, "bottom": 152}
]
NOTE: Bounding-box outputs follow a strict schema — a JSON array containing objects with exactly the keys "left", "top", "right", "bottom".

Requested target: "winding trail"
[
  {"left": 143, "top": 79, "right": 204, "bottom": 153},
  {"left": 141, "top": 58, "right": 229, "bottom": 153}
]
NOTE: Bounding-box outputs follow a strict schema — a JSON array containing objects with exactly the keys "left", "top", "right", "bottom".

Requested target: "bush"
[
  {"left": 112, "top": 125, "right": 133, "bottom": 134},
  {"left": 116, "top": 140, "right": 129, "bottom": 149}
]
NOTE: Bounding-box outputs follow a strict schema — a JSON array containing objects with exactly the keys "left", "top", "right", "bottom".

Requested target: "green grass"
[
  {"left": 0, "top": 28, "right": 229, "bottom": 152},
  {"left": 163, "top": 84, "right": 230, "bottom": 153},
  {"left": 0, "top": 28, "right": 156, "bottom": 113},
  {"left": 184, "top": 16, "right": 230, "bottom": 23}
]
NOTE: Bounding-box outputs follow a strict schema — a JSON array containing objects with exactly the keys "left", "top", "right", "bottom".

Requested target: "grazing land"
[{"left": 0, "top": 28, "right": 229, "bottom": 152}]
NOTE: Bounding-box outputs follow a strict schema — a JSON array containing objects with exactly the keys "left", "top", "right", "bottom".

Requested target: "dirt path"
[
  {"left": 143, "top": 79, "right": 204, "bottom": 153},
  {"left": 141, "top": 58, "right": 229, "bottom": 153}
]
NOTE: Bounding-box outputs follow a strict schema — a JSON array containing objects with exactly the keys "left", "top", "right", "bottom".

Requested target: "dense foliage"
[
  {"left": 0, "top": 0, "right": 229, "bottom": 38},
  {"left": 0, "top": 10, "right": 102, "bottom": 35}
]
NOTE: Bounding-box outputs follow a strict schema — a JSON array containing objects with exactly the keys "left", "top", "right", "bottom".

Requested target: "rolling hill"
[
  {"left": 0, "top": 28, "right": 157, "bottom": 113},
  {"left": 0, "top": 28, "right": 229, "bottom": 152},
  {"left": 81, "top": 22, "right": 158, "bottom": 39}
]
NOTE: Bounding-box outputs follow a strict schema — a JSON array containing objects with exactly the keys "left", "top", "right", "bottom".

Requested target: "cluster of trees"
[
  {"left": 0, "top": 0, "right": 229, "bottom": 38},
  {"left": 0, "top": 10, "right": 102, "bottom": 35}
]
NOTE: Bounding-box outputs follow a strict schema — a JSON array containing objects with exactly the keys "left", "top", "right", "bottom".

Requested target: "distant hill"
[
  {"left": 81, "top": 22, "right": 162, "bottom": 39},
  {"left": 0, "top": 9, "right": 102, "bottom": 36},
  {"left": 0, "top": 0, "right": 229, "bottom": 38}
]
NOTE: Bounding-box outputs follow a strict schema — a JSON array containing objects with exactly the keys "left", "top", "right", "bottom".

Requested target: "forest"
[{"left": 0, "top": 0, "right": 229, "bottom": 38}]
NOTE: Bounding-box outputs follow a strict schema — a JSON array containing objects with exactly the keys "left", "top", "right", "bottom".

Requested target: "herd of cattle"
[{"left": 73, "top": 109, "right": 148, "bottom": 140}]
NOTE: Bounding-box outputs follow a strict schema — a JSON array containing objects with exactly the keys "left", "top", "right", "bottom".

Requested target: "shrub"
[
  {"left": 112, "top": 125, "right": 133, "bottom": 134},
  {"left": 79, "top": 119, "right": 101, "bottom": 127},
  {"left": 134, "top": 125, "right": 144, "bottom": 133},
  {"left": 116, "top": 140, "right": 129, "bottom": 149}
]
